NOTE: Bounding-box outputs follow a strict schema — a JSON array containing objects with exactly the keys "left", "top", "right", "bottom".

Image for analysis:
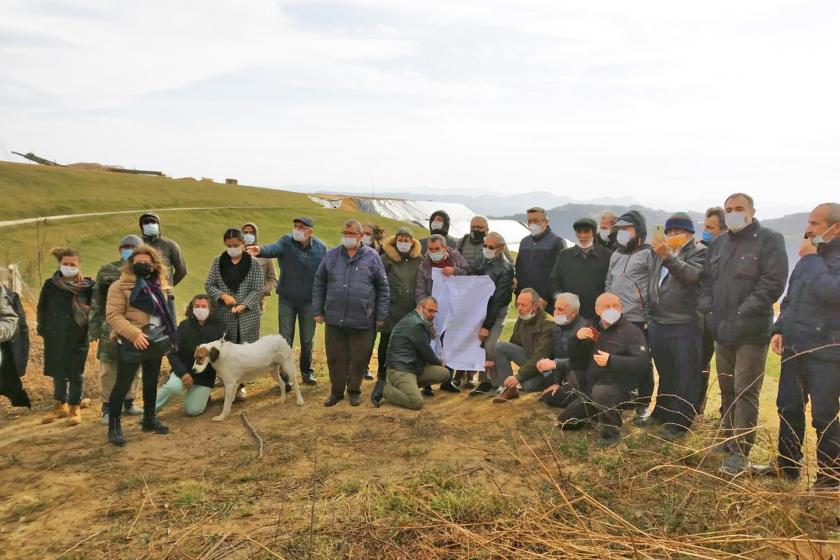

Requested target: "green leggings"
[{"left": 155, "top": 373, "right": 212, "bottom": 416}]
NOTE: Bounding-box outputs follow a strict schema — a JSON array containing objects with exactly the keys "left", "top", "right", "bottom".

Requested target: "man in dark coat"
[
  {"left": 536, "top": 292, "right": 589, "bottom": 408},
  {"left": 420, "top": 210, "right": 459, "bottom": 252},
  {"left": 699, "top": 192, "right": 788, "bottom": 476},
  {"left": 139, "top": 212, "right": 188, "bottom": 287},
  {"left": 550, "top": 218, "right": 611, "bottom": 319},
  {"left": 754, "top": 203, "right": 840, "bottom": 491},
  {"left": 516, "top": 207, "right": 567, "bottom": 305},
  {"left": 698, "top": 207, "right": 728, "bottom": 414},
  {"left": 0, "top": 283, "right": 29, "bottom": 408}
]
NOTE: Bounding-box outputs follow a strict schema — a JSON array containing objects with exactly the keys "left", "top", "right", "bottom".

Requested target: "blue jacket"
[
  {"left": 312, "top": 245, "right": 390, "bottom": 329},
  {"left": 774, "top": 238, "right": 840, "bottom": 362},
  {"left": 259, "top": 235, "right": 327, "bottom": 306}
]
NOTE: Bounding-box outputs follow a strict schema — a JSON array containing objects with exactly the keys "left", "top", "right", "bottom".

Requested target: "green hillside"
[{"left": 0, "top": 162, "right": 423, "bottom": 332}]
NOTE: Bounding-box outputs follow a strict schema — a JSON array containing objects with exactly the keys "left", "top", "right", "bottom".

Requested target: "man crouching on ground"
[{"left": 376, "top": 297, "right": 450, "bottom": 410}]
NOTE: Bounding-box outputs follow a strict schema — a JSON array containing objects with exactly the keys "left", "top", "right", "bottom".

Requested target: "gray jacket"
[
  {"left": 605, "top": 246, "right": 654, "bottom": 323},
  {"left": 648, "top": 240, "right": 706, "bottom": 325},
  {"left": 0, "top": 284, "right": 18, "bottom": 343}
]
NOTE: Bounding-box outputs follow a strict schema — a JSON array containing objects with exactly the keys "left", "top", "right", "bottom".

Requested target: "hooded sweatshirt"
[
  {"left": 139, "top": 212, "right": 188, "bottom": 286},
  {"left": 243, "top": 222, "right": 278, "bottom": 307},
  {"left": 420, "top": 211, "right": 459, "bottom": 252},
  {"left": 605, "top": 210, "right": 654, "bottom": 323}
]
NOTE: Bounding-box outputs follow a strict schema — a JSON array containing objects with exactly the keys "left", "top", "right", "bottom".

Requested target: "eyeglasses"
[{"left": 421, "top": 306, "right": 438, "bottom": 314}]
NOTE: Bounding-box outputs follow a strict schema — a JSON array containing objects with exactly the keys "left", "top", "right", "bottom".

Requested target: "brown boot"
[
  {"left": 493, "top": 386, "right": 520, "bottom": 403},
  {"left": 41, "top": 402, "right": 69, "bottom": 424},
  {"left": 67, "top": 405, "right": 82, "bottom": 426}
]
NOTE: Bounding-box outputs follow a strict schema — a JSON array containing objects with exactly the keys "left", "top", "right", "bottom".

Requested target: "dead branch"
[{"left": 241, "top": 411, "right": 264, "bottom": 459}]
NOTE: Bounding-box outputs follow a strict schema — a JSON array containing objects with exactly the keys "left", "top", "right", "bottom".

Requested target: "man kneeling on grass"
[
  {"left": 375, "top": 297, "right": 450, "bottom": 410},
  {"left": 557, "top": 292, "right": 650, "bottom": 446}
]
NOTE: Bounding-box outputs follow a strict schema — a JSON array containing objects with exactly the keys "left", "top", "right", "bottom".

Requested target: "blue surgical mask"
[
  {"left": 120, "top": 248, "right": 134, "bottom": 261},
  {"left": 616, "top": 230, "right": 633, "bottom": 247},
  {"left": 702, "top": 231, "right": 714, "bottom": 243},
  {"left": 142, "top": 223, "right": 160, "bottom": 237},
  {"left": 243, "top": 233, "right": 256, "bottom": 245}
]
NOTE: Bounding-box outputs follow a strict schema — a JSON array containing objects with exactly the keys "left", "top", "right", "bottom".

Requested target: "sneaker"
[
  {"left": 100, "top": 412, "right": 110, "bottom": 426},
  {"left": 719, "top": 453, "right": 749, "bottom": 477},
  {"left": 421, "top": 386, "right": 434, "bottom": 397},
  {"left": 302, "top": 372, "right": 318, "bottom": 385},
  {"left": 364, "top": 370, "right": 374, "bottom": 381},
  {"left": 124, "top": 404, "right": 144, "bottom": 416},
  {"left": 141, "top": 417, "right": 170, "bottom": 434},
  {"left": 469, "top": 381, "right": 494, "bottom": 397},
  {"left": 439, "top": 380, "right": 460, "bottom": 393},
  {"left": 234, "top": 387, "right": 247, "bottom": 402}
]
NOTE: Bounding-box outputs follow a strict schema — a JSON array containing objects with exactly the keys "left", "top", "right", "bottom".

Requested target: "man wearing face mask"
[
  {"left": 89, "top": 235, "right": 144, "bottom": 424},
  {"left": 491, "top": 288, "right": 555, "bottom": 402},
  {"left": 362, "top": 223, "right": 385, "bottom": 254},
  {"left": 380, "top": 297, "right": 450, "bottom": 410},
  {"left": 557, "top": 292, "right": 650, "bottom": 446},
  {"left": 550, "top": 218, "right": 612, "bottom": 319},
  {"left": 697, "top": 207, "right": 728, "bottom": 414},
  {"left": 515, "top": 207, "right": 567, "bottom": 305},
  {"left": 458, "top": 216, "right": 513, "bottom": 267},
  {"left": 138, "top": 212, "right": 188, "bottom": 288},
  {"left": 246, "top": 217, "right": 326, "bottom": 385},
  {"left": 242, "top": 223, "right": 278, "bottom": 313},
  {"left": 596, "top": 211, "right": 618, "bottom": 251},
  {"left": 535, "top": 292, "right": 589, "bottom": 408},
  {"left": 420, "top": 210, "right": 458, "bottom": 252},
  {"left": 699, "top": 192, "right": 788, "bottom": 476},
  {"left": 753, "top": 202, "right": 840, "bottom": 491},
  {"left": 604, "top": 210, "right": 655, "bottom": 422},
  {"left": 312, "top": 220, "right": 390, "bottom": 407},
  {"left": 646, "top": 212, "right": 706, "bottom": 439}
]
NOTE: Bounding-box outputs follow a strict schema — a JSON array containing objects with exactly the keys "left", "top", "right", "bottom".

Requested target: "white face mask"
[
  {"left": 519, "top": 310, "right": 535, "bottom": 321},
  {"left": 482, "top": 247, "right": 497, "bottom": 260},
  {"left": 193, "top": 307, "right": 210, "bottom": 321},
  {"left": 428, "top": 250, "right": 445, "bottom": 262},
  {"left": 142, "top": 223, "right": 160, "bottom": 237},
  {"left": 431, "top": 220, "right": 445, "bottom": 231},
  {"left": 528, "top": 223, "right": 544, "bottom": 236},
  {"left": 396, "top": 241, "right": 412, "bottom": 253},
  {"left": 243, "top": 233, "right": 256, "bottom": 245},
  {"left": 341, "top": 236, "right": 358, "bottom": 249},
  {"left": 554, "top": 314, "right": 571, "bottom": 326},
  {"left": 616, "top": 230, "right": 633, "bottom": 247},
  {"left": 725, "top": 211, "right": 749, "bottom": 232},
  {"left": 578, "top": 240, "right": 594, "bottom": 249},
  {"left": 59, "top": 265, "right": 78, "bottom": 278},
  {"left": 601, "top": 308, "right": 621, "bottom": 325},
  {"left": 599, "top": 229, "right": 611, "bottom": 241},
  {"left": 362, "top": 235, "right": 373, "bottom": 246},
  {"left": 292, "top": 229, "right": 307, "bottom": 242},
  {"left": 226, "top": 246, "right": 243, "bottom": 258}
]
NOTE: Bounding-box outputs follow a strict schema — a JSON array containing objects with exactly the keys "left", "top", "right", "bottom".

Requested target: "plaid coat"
[{"left": 204, "top": 254, "right": 264, "bottom": 343}]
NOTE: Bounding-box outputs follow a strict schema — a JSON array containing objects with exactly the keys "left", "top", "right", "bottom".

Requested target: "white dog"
[{"left": 191, "top": 335, "right": 304, "bottom": 421}]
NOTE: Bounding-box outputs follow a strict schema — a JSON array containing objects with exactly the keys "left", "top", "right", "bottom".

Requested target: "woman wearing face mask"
[
  {"left": 205, "top": 229, "right": 265, "bottom": 347},
  {"left": 242, "top": 223, "right": 278, "bottom": 312},
  {"left": 105, "top": 245, "right": 177, "bottom": 446},
  {"left": 37, "top": 247, "right": 94, "bottom": 426},
  {"left": 154, "top": 294, "right": 225, "bottom": 416}
]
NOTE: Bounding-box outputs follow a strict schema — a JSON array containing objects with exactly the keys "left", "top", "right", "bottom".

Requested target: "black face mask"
[
  {"left": 470, "top": 229, "right": 486, "bottom": 243},
  {"left": 132, "top": 263, "right": 153, "bottom": 278}
]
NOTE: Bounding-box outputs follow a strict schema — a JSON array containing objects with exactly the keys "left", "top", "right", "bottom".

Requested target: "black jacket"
[
  {"left": 515, "top": 227, "right": 567, "bottom": 304},
  {"left": 470, "top": 254, "right": 515, "bottom": 330},
  {"left": 549, "top": 314, "right": 588, "bottom": 384},
  {"left": 648, "top": 239, "right": 706, "bottom": 325},
  {"left": 385, "top": 310, "right": 442, "bottom": 374},
  {"left": 420, "top": 211, "right": 459, "bottom": 252},
  {"left": 36, "top": 274, "right": 92, "bottom": 380},
  {"left": 0, "top": 288, "right": 30, "bottom": 408},
  {"left": 699, "top": 220, "right": 788, "bottom": 345},
  {"left": 568, "top": 316, "right": 649, "bottom": 391},
  {"left": 167, "top": 316, "right": 226, "bottom": 387},
  {"left": 550, "top": 246, "right": 612, "bottom": 319},
  {"left": 773, "top": 237, "right": 840, "bottom": 362}
]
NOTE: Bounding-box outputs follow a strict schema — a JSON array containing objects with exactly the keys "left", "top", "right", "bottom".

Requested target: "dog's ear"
[{"left": 209, "top": 347, "right": 220, "bottom": 363}]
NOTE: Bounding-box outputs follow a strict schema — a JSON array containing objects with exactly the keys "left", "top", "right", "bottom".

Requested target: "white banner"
[{"left": 430, "top": 269, "right": 495, "bottom": 371}]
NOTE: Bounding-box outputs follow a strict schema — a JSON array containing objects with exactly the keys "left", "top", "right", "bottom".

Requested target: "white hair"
[{"left": 554, "top": 292, "right": 580, "bottom": 312}]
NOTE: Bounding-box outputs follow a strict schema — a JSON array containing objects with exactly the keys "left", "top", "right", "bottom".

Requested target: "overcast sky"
[{"left": 2, "top": 0, "right": 838, "bottom": 217}]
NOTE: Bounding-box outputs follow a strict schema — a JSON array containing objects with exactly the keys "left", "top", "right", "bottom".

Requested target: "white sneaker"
[
  {"left": 234, "top": 387, "right": 247, "bottom": 402},
  {"left": 124, "top": 405, "right": 144, "bottom": 416},
  {"left": 100, "top": 412, "right": 109, "bottom": 426}
]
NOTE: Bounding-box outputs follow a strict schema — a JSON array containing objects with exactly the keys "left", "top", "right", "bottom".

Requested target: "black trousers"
[
  {"left": 632, "top": 321, "right": 654, "bottom": 407},
  {"left": 376, "top": 331, "right": 391, "bottom": 381},
  {"left": 648, "top": 321, "right": 702, "bottom": 431},
  {"left": 558, "top": 378, "right": 628, "bottom": 428},
  {"left": 109, "top": 356, "right": 162, "bottom": 419},
  {"left": 325, "top": 325, "right": 375, "bottom": 396}
]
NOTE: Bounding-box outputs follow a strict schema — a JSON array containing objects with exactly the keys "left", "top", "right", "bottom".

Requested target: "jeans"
[
  {"left": 776, "top": 354, "right": 840, "bottom": 480},
  {"left": 325, "top": 325, "right": 375, "bottom": 396},
  {"left": 53, "top": 372, "right": 84, "bottom": 406},
  {"left": 715, "top": 342, "right": 768, "bottom": 457},
  {"left": 494, "top": 341, "right": 552, "bottom": 391},
  {"left": 109, "top": 356, "right": 163, "bottom": 420},
  {"left": 279, "top": 300, "right": 315, "bottom": 374},
  {"left": 155, "top": 373, "right": 213, "bottom": 416},
  {"left": 383, "top": 365, "right": 450, "bottom": 410},
  {"left": 649, "top": 322, "right": 702, "bottom": 431}
]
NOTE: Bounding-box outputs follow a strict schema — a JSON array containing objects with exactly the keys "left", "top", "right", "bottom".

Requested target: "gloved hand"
[{"left": 371, "top": 379, "right": 385, "bottom": 407}]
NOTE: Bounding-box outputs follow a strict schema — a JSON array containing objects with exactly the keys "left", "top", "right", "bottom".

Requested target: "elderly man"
[
  {"left": 596, "top": 211, "right": 618, "bottom": 251},
  {"left": 248, "top": 217, "right": 326, "bottom": 385},
  {"left": 491, "top": 288, "right": 555, "bottom": 402},
  {"left": 312, "top": 220, "right": 389, "bottom": 406},
  {"left": 699, "top": 192, "right": 788, "bottom": 476},
  {"left": 536, "top": 292, "right": 589, "bottom": 408},
  {"left": 380, "top": 297, "right": 451, "bottom": 410},
  {"left": 645, "top": 212, "right": 706, "bottom": 439},
  {"left": 558, "top": 293, "right": 650, "bottom": 446},
  {"left": 754, "top": 203, "right": 840, "bottom": 491},
  {"left": 515, "top": 207, "right": 567, "bottom": 305},
  {"left": 551, "top": 218, "right": 612, "bottom": 319}
]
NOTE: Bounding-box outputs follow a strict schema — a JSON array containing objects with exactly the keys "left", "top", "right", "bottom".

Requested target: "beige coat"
[{"left": 106, "top": 272, "right": 173, "bottom": 343}]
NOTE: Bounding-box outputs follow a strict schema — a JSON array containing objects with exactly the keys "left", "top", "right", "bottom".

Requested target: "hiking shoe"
[
  {"left": 469, "top": 381, "right": 494, "bottom": 397},
  {"left": 141, "top": 417, "right": 170, "bottom": 434},
  {"left": 41, "top": 402, "right": 69, "bottom": 424},
  {"left": 719, "top": 453, "right": 749, "bottom": 477},
  {"left": 108, "top": 415, "right": 125, "bottom": 447},
  {"left": 66, "top": 405, "right": 82, "bottom": 426}
]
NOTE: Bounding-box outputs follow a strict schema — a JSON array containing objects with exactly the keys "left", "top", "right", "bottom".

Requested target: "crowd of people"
[{"left": 1, "top": 195, "right": 837, "bottom": 491}]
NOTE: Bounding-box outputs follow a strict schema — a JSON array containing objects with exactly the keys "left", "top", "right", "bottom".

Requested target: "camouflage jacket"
[{"left": 88, "top": 260, "right": 122, "bottom": 361}]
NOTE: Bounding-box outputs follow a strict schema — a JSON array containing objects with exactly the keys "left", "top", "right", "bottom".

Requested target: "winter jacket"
[
  {"left": 470, "top": 254, "right": 515, "bottom": 330},
  {"left": 458, "top": 234, "right": 514, "bottom": 268},
  {"left": 88, "top": 260, "right": 123, "bottom": 361},
  {"left": 37, "top": 273, "right": 93, "bottom": 379},
  {"left": 385, "top": 310, "right": 442, "bottom": 374},
  {"left": 106, "top": 272, "right": 175, "bottom": 345},
  {"left": 242, "top": 223, "right": 278, "bottom": 310},
  {"left": 0, "top": 286, "right": 29, "bottom": 408},
  {"left": 568, "top": 316, "right": 649, "bottom": 391},
  {"left": 415, "top": 248, "right": 469, "bottom": 303},
  {"left": 548, "top": 314, "right": 588, "bottom": 384},
  {"left": 550, "top": 246, "right": 612, "bottom": 319},
  {"left": 381, "top": 235, "right": 423, "bottom": 333},
  {"left": 204, "top": 254, "right": 264, "bottom": 344},
  {"left": 648, "top": 239, "right": 706, "bottom": 325},
  {"left": 508, "top": 311, "right": 555, "bottom": 384},
  {"left": 0, "top": 283, "right": 18, "bottom": 343},
  {"left": 167, "top": 316, "right": 226, "bottom": 387},
  {"left": 699, "top": 220, "right": 788, "bottom": 345},
  {"left": 312, "top": 245, "right": 390, "bottom": 330},
  {"left": 139, "top": 212, "right": 188, "bottom": 286},
  {"left": 515, "top": 227, "right": 567, "bottom": 304},
  {"left": 605, "top": 210, "right": 653, "bottom": 324},
  {"left": 420, "top": 210, "right": 459, "bottom": 252},
  {"left": 773, "top": 237, "right": 840, "bottom": 361},
  {"left": 259, "top": 234, "right": 327, "bottom": 306}
]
